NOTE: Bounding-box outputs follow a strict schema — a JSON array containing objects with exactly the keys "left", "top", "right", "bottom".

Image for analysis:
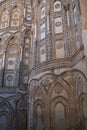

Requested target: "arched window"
[
  {"left": 0, "top": 115, "right": 8, "bottom": 130},
  {"left": 82, "top": 99, "right": 87, "bottom": 130},
  {"left": 4, "top": 38, "right": 19, "bottom": 87},
  {"left": 8, "top": 45, "right": 17, "bottom": 54},
  {"left": 0, "top": 9, "right": 9, "bottom": 29},
  {"left": 35, "top": 105, "right": 43, "bottom": 130},
  {"left": 6, "top": 44, "right": 17, "bottom": 70},
  {"left": 11, "top": 6, "right": 21, "bottom": 27},
  {"left": 55, "top": 103, "right": 66, "bottom": 130},
  {"left": 17, "top": 99, "right": 27, "bottom": 130},
  {"left": 77, "top": 77, "right": 87, "bottom": 129},
  {"left": 18, "top": 110, "right": 27, "bottom": 130}
]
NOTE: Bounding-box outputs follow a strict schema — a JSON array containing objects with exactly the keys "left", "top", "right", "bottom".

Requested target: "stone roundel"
[
  {"left": 56, "top": 42, "right": 63, "bottom": 49},
  {"left": 55, "top": 21, "right": 61, "bottom": 27},
  {"left": 7, "top": 75, "right": 13, "bottom": 81},
  {"left": 8, "top": 60, "right": 14, "bottom": 65},
  {"left": 55, "top": 3, "right": 60, "bottom": 9}
]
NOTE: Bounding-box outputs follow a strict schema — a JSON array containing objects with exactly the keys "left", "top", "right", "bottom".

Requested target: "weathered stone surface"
[{"left": 0, "top": 0, "right": 87, "bottom": 130}]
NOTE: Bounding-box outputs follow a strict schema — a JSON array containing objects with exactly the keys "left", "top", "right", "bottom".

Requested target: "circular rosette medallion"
[
  {"left": 7, "top": 75, "right": 13, "bottom": 81},
  {"left": 56, "top": 42, "right": 63, "bottom": 49}
]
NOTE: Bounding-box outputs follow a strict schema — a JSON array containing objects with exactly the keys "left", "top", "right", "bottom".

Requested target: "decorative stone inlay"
[
  {"left": 27, "top": 15, "right": 31, "bottom": 19},
  {"left": 41, "top": 10, "right": 45, "bottom": 16},
  {"left": 41, "top": 27, "right": 45, "bottom": 33},
  {"left": 56, "top": 42, "right": 63, "bottom": 49},
  {"left": 54, "top": 84, "right": 63, "bottom": 94},
  {"left": 42, "top": 79, "right": 51, "bottom": 88},
  {"left": 28, "top": 7, "right": 31, "bottom": 11},
  {"left": 30, "top": 59, "right": 71, "bottom": 78},
  {"left": 13, "top": 21, "right": 18, "bottom": 25},
  {"left": 30, "top": 80, "right": 38, "bottom": 88},
  {"left": 55, "top": 21, "right": 61, "bottom": 27},
  {"left": 41, "top": 49, "right": 45, "bottom": 55},
  {"left": 3, "top": 15, "right": 7, "bottom": 20},
  {"left": 55, "top": 4, "right": 60, "bottom": 9},
  {"left": 78, "top": 78, "right": 84, "bottom": 93},
  {"left": 8, "top": 60, "right": 14, "bottom": 65},
  {"left": 36, "top": 89, "right": 42, "bottom": 97},
  {"left": 0, "top": 0, "right": 84, "bottom": 130},
  {"left": 2, "top": 23, "right": 5, "bottom": 27},
  {"left": 24, "top": 71, "right": 28, "bottom": 76},
  {"left": 54, "top": 11, "right": 62, "bottom": 17},
  {"left": 14, "top": 13, "right": 19, "bottom": 17},
  {"left": 7, "top": 75, "right": 13, "bottom": 81}
]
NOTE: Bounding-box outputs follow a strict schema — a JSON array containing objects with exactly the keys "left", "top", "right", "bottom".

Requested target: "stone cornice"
[{"left": 29, "top": 46, "right": 84, "bottom": 79}]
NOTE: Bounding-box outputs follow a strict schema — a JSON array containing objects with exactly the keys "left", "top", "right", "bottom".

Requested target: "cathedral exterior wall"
[{"left": 0, "top": 0, "right": 87, "bottom": 130}]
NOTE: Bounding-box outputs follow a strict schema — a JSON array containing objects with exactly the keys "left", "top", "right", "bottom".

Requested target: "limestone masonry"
[{"left": 0, "top": 0, "right": 87, "bottom": 130}]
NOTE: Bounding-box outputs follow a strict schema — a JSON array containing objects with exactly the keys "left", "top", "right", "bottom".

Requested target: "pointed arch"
[
  {"left": 50, "top": 96, "right": 69, "bottom": 130},
  {"left": 17, "top": 98, "right": 27, "bottom": 130},
  {"left": 6, "top": 37, "right": 19, "bottom": 54},
  {"left": 0, "top": 8, "right": 9, "bottom": 29},
  {"left": 4, "top": 37, "right": 20, "bottom": 87},
  {"left": 11, "top": 6, "right": 22, "bottom": 27},
  {"left": 74, "top": 70, "right": 87, "bottom": 97},
  {"left": 74, "top": 70, "right": 87, "bottom": 129},
  {"left": 78, "top": 93, "right": 87, "bottom": 130},
  {"left": 31, "top": 85, "right": 47, "bottom": 103},
  {"left": 5, "top": 34, "right": 19, "bottom": 48},
  {"left": 0, "top": 99, "right": 14, "bottom": 130},
  {"left": 33, "top": 99, "right": 45, "bottom": 130}
]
